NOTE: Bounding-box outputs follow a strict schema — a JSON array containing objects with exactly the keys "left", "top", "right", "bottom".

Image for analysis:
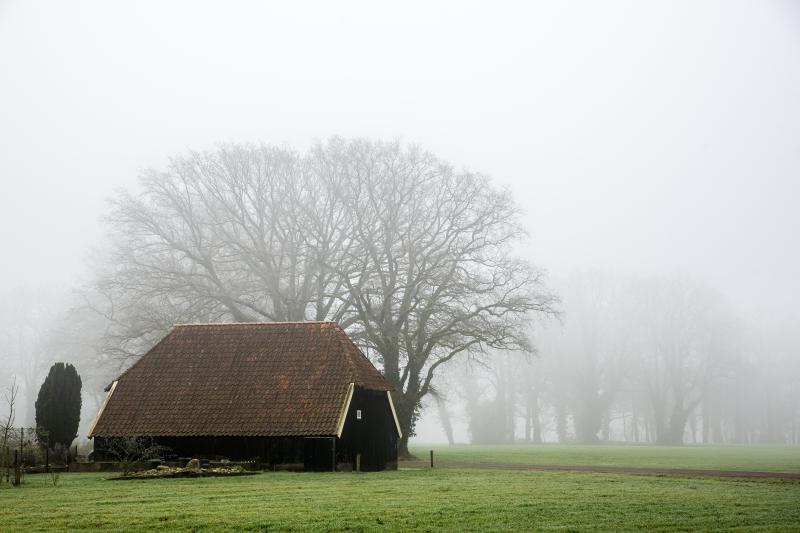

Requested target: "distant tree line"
[{"left": 450, "top": 272, "right": 800, "bottom": 445}]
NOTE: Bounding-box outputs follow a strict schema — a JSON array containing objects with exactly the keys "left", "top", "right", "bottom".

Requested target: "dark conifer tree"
[{"left": 35, "top": 362, "right": 82, "bottom": 449}]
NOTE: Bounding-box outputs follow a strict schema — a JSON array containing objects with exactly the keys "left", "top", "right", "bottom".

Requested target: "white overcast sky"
[{"left": 1, "top": 0, "right": 799, "bottom": 322}]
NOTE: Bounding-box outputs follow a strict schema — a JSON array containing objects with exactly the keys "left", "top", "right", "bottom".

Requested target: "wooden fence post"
[
  {"left": 13, "top": 449, "right": 21, "bottom": 486},
  {"left": 430, "top": 449, "right": 434, "bottom": 469}
]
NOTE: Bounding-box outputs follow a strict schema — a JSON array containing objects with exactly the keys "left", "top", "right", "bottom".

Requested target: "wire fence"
[{"left": 1, "top": 426, "right": 59, "bottom": 485}]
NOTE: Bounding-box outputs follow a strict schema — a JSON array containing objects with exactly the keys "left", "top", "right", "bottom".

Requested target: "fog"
[{"left": 1, "top": 1, "right": 798, "bottom": 446}]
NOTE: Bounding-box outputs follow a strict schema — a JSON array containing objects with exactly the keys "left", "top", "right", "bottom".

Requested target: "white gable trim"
[
  {"left": 336, "top": 382, "right": 355, "bottom": 438},
  {"left": 87, "top": 380, "right": 118, "bottom": 439},
  {"left": 386, "top": 391, "right": 403, "bottom": 439}
]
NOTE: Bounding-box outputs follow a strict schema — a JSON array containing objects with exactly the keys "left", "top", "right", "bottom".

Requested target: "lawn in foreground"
[
  {"left": 410, "top": 444, "right": 800, "bottom": 473},
  {"left": 1, "top": 469, "right": 799, "bottom": 532}
]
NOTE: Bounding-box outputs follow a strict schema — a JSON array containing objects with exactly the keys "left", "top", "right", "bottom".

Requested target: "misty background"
[{"left": 1, "top": 1, "right": 799, "bottom": 445}]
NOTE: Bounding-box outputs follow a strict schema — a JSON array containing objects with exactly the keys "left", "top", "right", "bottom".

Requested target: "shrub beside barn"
[{"left": 88, "top": 322, "right": 401, "bottom": 471}]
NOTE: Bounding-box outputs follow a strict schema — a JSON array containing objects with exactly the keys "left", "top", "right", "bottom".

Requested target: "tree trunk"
[
  {"left": 524, "top": 403, "right": 531, "bottom": 442},
  {"left": 712, "top": 416, "right": 725, "bottom": 445},
  {"left": 555, "top": 402, "right": 568, "bottom": 443},
  {"left": 658, "top": 404, "right": 690, "bottom": 445},
  {"left": 434, "top": 395, "right": 455, "bottom": 445},
  {"left": 574, "top": 398, "right": 603, "bottom": 443},
  {"left": 505, "top": 373, "right": 516, "bottom": 443},
  {"left": 530, "top": 389, "right": 542, "bottom": 444},
  {"left": 394, "top": 393, "right": 419, "bottom": 458}
]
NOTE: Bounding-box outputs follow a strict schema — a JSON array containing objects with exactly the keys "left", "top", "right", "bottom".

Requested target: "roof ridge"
[{"left": 173, "top": 321, "right": 334, "bottom": 327}]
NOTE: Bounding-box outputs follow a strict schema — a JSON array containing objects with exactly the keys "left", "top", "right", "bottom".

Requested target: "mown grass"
[
  {"left": 410, "top": 444, "right": 800, "bottom": 472},
  {"left": 1, "top": 468, "right": 799, "bottom": 532}
]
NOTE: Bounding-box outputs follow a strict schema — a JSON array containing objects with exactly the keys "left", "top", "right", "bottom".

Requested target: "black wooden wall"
[
  {"left": 93, "top": 387, "right": 398, "bottom": 471},
  {"left": 336, "top": 387, "right": 399, "bottom": 471},
  {"left": 93, "top": 435, "right": 307, "bottom": 465}
]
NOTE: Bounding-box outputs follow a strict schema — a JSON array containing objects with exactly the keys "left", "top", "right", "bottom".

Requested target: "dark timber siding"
[
  {"left": 337, "top": 387, "right": 399, "bottom": 471},
  {"left": 93, "top": 436, "right": 307, "bottom": 466},
  {"left": 93, "top": 387, "right": 398, "bottom": 471},
  {"left": 304, "top": 437, "right": 336, "bottom": 471}
]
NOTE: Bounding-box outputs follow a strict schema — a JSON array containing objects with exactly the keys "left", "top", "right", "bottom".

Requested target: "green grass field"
[
  {"left": 410, "top": 444, "right": 800, "bottom": 472},
  {"left": 2, "top": 445, "right": 799, "bottom": 532}
]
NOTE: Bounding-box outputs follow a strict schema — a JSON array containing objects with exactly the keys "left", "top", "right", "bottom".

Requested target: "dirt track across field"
[{"left": 400, "top": 460, "right": 800, "bottom": 479}]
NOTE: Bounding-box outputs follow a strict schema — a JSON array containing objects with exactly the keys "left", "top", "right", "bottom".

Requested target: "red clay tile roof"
[{"left": 90, "top": 322, "right": 390, "bottom": 437}]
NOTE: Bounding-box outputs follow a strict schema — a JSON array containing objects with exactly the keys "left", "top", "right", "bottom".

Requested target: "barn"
[{"left": 88, "top": 322, "right": 402, "bottom": 471}]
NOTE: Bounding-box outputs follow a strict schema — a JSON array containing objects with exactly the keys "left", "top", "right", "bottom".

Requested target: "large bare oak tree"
[{"left": 91, "top": 138, "right": 556, "bottom": 455}]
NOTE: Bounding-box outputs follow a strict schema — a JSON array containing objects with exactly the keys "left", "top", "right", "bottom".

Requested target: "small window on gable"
[{"left": 356, "top": 409, "right": 362, "bottom": 420}]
